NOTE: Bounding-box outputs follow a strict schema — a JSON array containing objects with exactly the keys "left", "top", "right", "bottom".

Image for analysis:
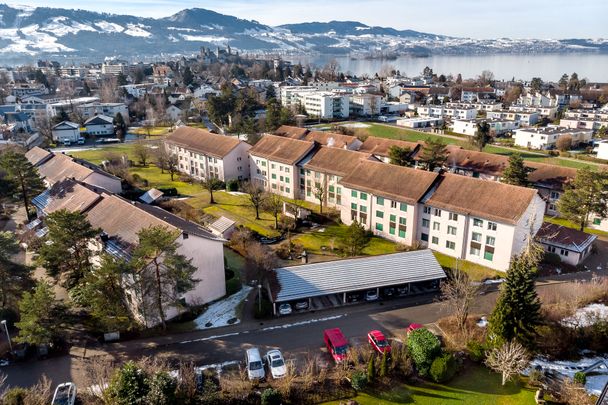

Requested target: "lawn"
[
  {"left": 293, "top": 224, "right": 400, "bottom": 257},
  {"left": 322, "top": 364, "right": 536, "bottom": 405},
  {"left": 130, "top": 126, "right": 171, "bottom": 136},
  {"left": 433, "top": 251, "right": 501, "bottom": 281},
  {"left": 544, "top": 216, "right": 608, "bottom": 238},
  {"left": 70, "top": 143, "right": 142, "bottom": 164}
]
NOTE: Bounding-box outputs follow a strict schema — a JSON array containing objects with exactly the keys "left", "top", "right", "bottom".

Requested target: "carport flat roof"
[{"left": 272, "top": 249, "right": 446, "bottom": 303}]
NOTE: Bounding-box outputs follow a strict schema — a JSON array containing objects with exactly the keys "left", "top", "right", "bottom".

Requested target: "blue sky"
[{"left": 10, "top": 0, "right": 607, "bottom": 39}]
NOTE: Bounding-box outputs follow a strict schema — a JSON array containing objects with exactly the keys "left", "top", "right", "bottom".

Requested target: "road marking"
[
  {"left": 178, "top": 332, "right": 240, "bottom": 344},
  {"left": 260, "top": 314, "right": 346, "bottom": 331}
]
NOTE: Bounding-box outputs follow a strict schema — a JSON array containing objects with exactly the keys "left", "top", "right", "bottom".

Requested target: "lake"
[{"left": 286, "top": 53, "right": 608, "bottom": 82}]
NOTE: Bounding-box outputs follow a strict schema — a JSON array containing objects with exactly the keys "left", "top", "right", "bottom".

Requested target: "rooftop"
[
  {"left": 271, "top": 249, "right": 446, "bottom": 302},
  {"left": 164, "top": 127, "right": 243, "bottom": 158},
  {"left": 303, "top": 147, "right": 373, "bottom": 176},
  {"left": 359, "top": 137, "right": 421, "bottom": 158},
  {"left": 24, "top": 146, "right": 52, "bottom": 166},
  {"left": 339, "top": 160, "right": 439, "bottom": 204},
  {"left": 249, "top": 134, "right": 315, "bottom": 165},
  {"left": 536, "top": 222, "right": 596, "bottom": 253}
]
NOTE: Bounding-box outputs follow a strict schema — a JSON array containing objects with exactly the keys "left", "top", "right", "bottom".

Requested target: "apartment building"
[
  {"left": 249, "top": 134, "right": 316, "bottom": 199},
  {"left": 486, "top": 110, "right": 540, "bottom": 126},
  {"left": 358, "top": 137, "right": 421, "bottom": 163},
  {"left": 396, "top": 117, "right": 443, "bottom": 128},
  {"left": 514, "top": 127, "right": 593, "bottom": 150},
  {"left": 296, "top": 91, "right": 350, "bottom": 119},
  {"left": 461, "top": 87, "right": 495, "bottom": 102},
  {"left": 446, "top": 101, "right": 503, "bottom": 112},
  {"left": 280, "top": 86, "right": 317, "bottom": 106},
  {"left": 164, "top": 127, "right": 251, "bottom": 182},
  {"left": 452, "top": 119, "right": 520, "bottom": 136},
  {"left": 276, "top": 126, "right": 362, "bottom": 150},
  {"left": 350, "top": 94, "right": 383, "bottom": 116},
  {"left": 597, "top": 140, "right": 608, "bottom": 160},
  {"left": 559, "top": 118, "right": 608, "bottom": 131},
  {"left": 78, "top": 102, "right": 130, "bottom": 124},
  {"left": 339, "top": 160, "right": 439, "bottom": 247},
  {"left": 508, "top": 105, "right": 558, "bottom": 120},
  {"left": 300, "top": 147, "right": 373, "bottom": 208},
  {"left": 418, "top": 105, "right": 477, "bottom": 120}
]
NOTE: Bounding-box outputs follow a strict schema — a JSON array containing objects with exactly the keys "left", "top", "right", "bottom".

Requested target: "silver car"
[
  {"left": 52, "top": 382, "right": 77, "bottom": 405},
  {"left": 265, "top": 349, "right": 287, "bottom": 379}
]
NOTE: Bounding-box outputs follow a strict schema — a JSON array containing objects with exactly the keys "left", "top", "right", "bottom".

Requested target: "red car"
[
  {"left": 406, "top": 323, "right": 424, "bottom": 334},
  {"left": 367, "top": 330, "right": 391, "bottom": 354},
  {"left": 324, "top": 328, "right": 349, "bottom": 363}
]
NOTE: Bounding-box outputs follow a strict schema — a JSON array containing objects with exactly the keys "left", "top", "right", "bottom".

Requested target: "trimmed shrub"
[
  {"left": 574, "top": 371, "right": 587, "bottom": 385},
  {"left": 429, "top": 353, "right": 458, "bottom": 383},
  {"left": 466, "top": 340, "right": 486, "bottom": 362},
  {"left": 367, "top": 355, "right": 376, "bottom": 382},
  {"left": 379, "top": 351, "right": 389, "bottom": 378},
  {"left": 261, "top": 388, "right": 282, "bottom": 405},
  {"left": 407, "top": 328, "right": 441, "bottom": 377},
  {"left": 350, "top": 370, "right": 368, "bottom": 391}
]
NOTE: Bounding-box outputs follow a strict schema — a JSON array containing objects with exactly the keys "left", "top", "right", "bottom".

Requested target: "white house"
[
  {"left": 78, "top": 103, "right": 130, "bottom": 124},
  {"left": 559, "top": 118, "right": 608, "bottom": 131},
  {"left": 396, "top": 117, "right": 442, "bottom": 129},
  {"left": 164, "top": 127, "right": 251, "bottom": 182},
  {"left": 51, "top": 121, "right": 80, "bottom": 143},
  {"left": 596, "top": 140, "right": 608, "bottom": 160},
  {"left": 486, "top": 110, "right": 539, "bottom": 126},
  {"left": 84, "top": 115, "right": 115, "bottom": 136},
  {"left": 350, "top": 94, "right": 382, "bottom": 116},
  {"left": 165, "top": 105, "right": 183, "bottom": 122},
  {"left": 514, "top": 127, "right": 593, "bottom": 150},
  {"left": 249, "top": 134, "right": 315, "bottom": 199},
  {"left": 296, "top": 91, "right": 350, "bottom": 119},
  {"left": 452, "top": 119, "right": 519, "bottom": 136},
  {"left": 536, "top": 222, "right": 596, "bottom": 267}
]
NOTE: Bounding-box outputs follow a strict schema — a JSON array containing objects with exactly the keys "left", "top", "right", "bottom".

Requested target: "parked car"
[
  {"left": 323, "top": 328, "right": 349, "bottom": 363},
  {"left": 61, "top": 139, "right": 71, "bottom": 146},
  {"left": 295, "top": 300, "right": 309, "bottom": 311},
  {"left": 397, "top": 286, "right": 409, "bottom": 296},
  {"left": 265, "top": 349, "right": 287, "bottom": 379},
  {"left": 77, "top": 137, "right": 85, "bottom": 145},
  {"left": 382, "top": 287, "right": 395, "bottom": 297},
  {"left": 52, "top": 382, "right": 77, "bottom": 405},
  {"left": 367, "top": 330, "right": 392, "bottom": 355},
  {"left": 406, "top": 323, "right": 424, "bottom": 334},
  {"left": 365, "top": 289, "right": 379, "bottom": 301},
  {"left": 245, "top": 348, "right": 265, "bottom": 380},
  {"left": 346, "top": 292, "right": 362, "bottom": 303},
  {"left": 278, "top": 303, "right": 292, "bottom": 315}
]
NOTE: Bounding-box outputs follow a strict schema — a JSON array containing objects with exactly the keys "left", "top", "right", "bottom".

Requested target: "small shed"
[
  {"left": 139, "top": 188, "right": 164, "bottom": 204},
  {"left": 536, "top": 222, "right": 596, "bottom": 266},
  {"left": 209, "top": 216, "right": 236, "bottom": 239}
]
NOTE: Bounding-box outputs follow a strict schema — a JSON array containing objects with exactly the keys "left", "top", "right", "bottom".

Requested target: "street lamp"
[
  {"left": 257, "top": 284, "right": 262, "bottom": 313},
  {"left": 1, "top": 320, "right": 12, "bottom": 353}
]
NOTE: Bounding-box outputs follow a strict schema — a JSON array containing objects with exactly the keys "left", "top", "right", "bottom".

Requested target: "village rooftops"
[
  {"left": 445, "top": 145, "right": 509, "bottom": 177},
  {"left": 303, "top": 147, "right": 374, "bottom": 177},
  {"left": 37, "top": 153, "right": 95, "bottom": 184},
  {"left": 359, "top": 137, "right": 422, "bottom": 158},
  {"left": 274, "top": 125, "right": 308, "bottom": 139},
  {"left": 423, "top": 173, "right": 538, "bottom": 225},
  {"left": 249, "top": 134, "right": 316, "bottom": 165},
  {"left": 24, "top": 146, "right": 52, "bottom": 166},
  {"left": 526, "top": 162, "right": 578, "bottom": 191},
  {"left": 164, "top": 127, "right": 242, "bottom": 158},
  {"left": 36, "top": 179, "right": 102, "bottom": 214},
  {"left": 339, "top": 160, "right": 439, "bottom": 204},
  {"left": 275, "top": 125, "right": 358, "bottom": 149},
  {"left": 536, "top": 222, "right": 596, "bottom": 253}
]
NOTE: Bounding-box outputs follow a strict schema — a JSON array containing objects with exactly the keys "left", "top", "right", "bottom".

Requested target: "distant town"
[{"left": 0, "top": 44, "right": 607, "bottom": 405}]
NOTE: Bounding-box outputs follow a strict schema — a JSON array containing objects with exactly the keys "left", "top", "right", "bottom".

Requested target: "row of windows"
[{"left": 270, "top": 174, "right": 291, "bottom": 183}]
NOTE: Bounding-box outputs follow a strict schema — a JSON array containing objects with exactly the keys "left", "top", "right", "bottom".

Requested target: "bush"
[
  {"left": 429, "top": 353, "right": 458, "bottom": 383},
  {"left": 3, "top": 387, "right": 27, "bottom": 405},
  {"left": 466, "top": 340, "right": 486, "bottom": 362},
  {"left": 350, "top": 370, "right": 368, "bottom": 391},
  {"left": 543, "top": 252, "right": 562, "bottom": 265},
  {"left": 367, "top": 355, "right": 376, "bottom": 382},
  {"left": 226, "top": 180, "right": 239, "bottom": 192},
  {"left": 574, "top": 371, "right": 587, "bottom": 385},
  {"left": 261, "top": 388, "right": 282, "bottom": 405},
  {"left": 158, "top": 187, "right": 178, "bottom": 196},
  {"left": 146, "top": 371, "right": 177, "bottom": 405},
  {"left": 105, "top": 362, "right": 149, "bottom": 405},
  {"left": 225, "top": 278, "right": 242, "bottom": 296},
  {"left": 407, "top": 329, "right": 441, "bottom": 377}
]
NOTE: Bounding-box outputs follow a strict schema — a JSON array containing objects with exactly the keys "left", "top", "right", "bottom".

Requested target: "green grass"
[
  {"left": 70, "top": 143, "right": 141, "bottom": 164},
  {"left": 544, "top": 216, "right": 608, "bottom": 238},
  {"left": 293, "top": 224, "right": 400, "bottom": 256},
  {"left": 130, "top": 126, "right": 171, "bottom": 136},
  {"left": 433, "top": 251, "right": 501, "bottom": 281},
  {"left": 322, "top": 364, "right": 536, "bottom": 405}
]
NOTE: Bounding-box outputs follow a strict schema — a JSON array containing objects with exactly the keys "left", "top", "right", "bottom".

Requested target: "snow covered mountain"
[{"left": 0, "top": 4, "right": 606, "bottom": 64}]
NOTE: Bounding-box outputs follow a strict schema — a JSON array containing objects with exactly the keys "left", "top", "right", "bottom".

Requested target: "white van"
[{"left": 245, "top": 348, "right": 265, "bottom": 380}]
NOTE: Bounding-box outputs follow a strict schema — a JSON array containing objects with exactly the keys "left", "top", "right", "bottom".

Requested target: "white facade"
[
  {"left": 84, "top": 115, "right": 114, "bottom": 136},
  {"left": 250, "top": 155, "right": 298, "bottom": 199},
  {"left": 280, "top": 86, "right": 317, "bottom": 107},
  {"left": 396, "top": 117, "right": 442, "bottom": 128},
  {"left": 596, "top": 141, "right": 608, "bottom": 160},
  {"left": 296, "top": 92, "right": 350, "bottom": 119},
  {"left": 559, "top": 118, "right": 608, "bottom": 131},
  {"left": 452, "top": 119, "right": 519, "bottom": 136},
  {"left": 418, "top": 105, "right": 477, "bottom": 120},
  {"left": 51, "top": 121, "right": 80, "bottom": 143},
  {"left": 350, "top": 94, "right": 382, "bottom": 116},
  {"left": 514, "top": 127, "right": 593, "bottom": 150},
  {"left": 486, "top": 110, "right": 539, "bottom": 126},
  {"left": 78, "top": 103, "right": 129, "bottom": 124},
  {"left": 168, "top": 141, "right": 251, "bottom": 182}
]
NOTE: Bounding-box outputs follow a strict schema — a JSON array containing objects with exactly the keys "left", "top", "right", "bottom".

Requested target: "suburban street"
[{"left": 3, "top": 274, "right": 601, "bottom": 390}]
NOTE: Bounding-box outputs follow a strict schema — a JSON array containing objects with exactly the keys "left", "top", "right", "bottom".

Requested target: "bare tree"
[
  {"left": 166, "top": 153, "right": 179, "bottom": 181},
  {"left": 133, "top": 141, "right": 151, "bottom": 166},
  {"left": 439, "top": 268, "right": 479, "bottom": 331},
  {"left": 477, "top": 70, "right": 495, "bottom": 87},
  {"left": 35, "top": 115, "right": 54, "bottom": 146},
  {"left": 263, "top": 192, "right": 284, "bottom": 229},
  {"left": 246, "top": 242, "right": 277, "bottom": 282},
  {"left": 100, "top": 76, "right": 120, "bottom": 103},
  {"left": 156, "top": 146, "right": 169, "bottom": 173},
  {"left": 201, "top": 177, "right": 223, "bottom": 204},
  {"left": 485, "top": 341, "right": 529, "bottom": 386},
  {"left": 243, "top": 181, "right": 265, "bottom": 220},
  {"left": 556, "top": 135, "right": 573, "bottom": 152},
  {"left": 312, "top": 178, "right": 326, "bottom": 214}
]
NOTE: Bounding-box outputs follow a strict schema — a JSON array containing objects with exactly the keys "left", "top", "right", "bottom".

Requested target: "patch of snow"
[
  {"left": 41, "top": 16, "right": 97, "bottom": 37},
  {"left": 182, "top": 34, "right": 229, "bottom": 43},
  {"left": 261, "top": 314, "right": 345, "bottom": 331},
  {"left": 355, "top": 26, "right": 370, "bottom": 31},
  {"left": 95, "top": 21, "right": 124, "bottom": 33},
  {"left": 194, "top": 286, "right": 251, "bottom": 330},
  {"left": 562, "top": 303, "right": 608, "bottom": 328},
  {"left": 195, "top": 360, "right": 240, "bottom": 374},
  {"left": 124, "top": 23, "right": 151, "bottom": 38},
  {"left": 340, "top": 123, "right": 371, "bottom": 128},
  {"left": 527, "top": 356, "right": 608, "bottom": 396},
  {"left": 476, "top": 316, "right": 488, "bottom": 328}
]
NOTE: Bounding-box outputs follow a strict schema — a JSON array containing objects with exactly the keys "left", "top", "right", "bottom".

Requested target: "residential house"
[
  {"left": 78, "top": 103, "right": 129, "bottom": 124},
  {"left": 25, "top": 147, "right": 122, "bottom": 193},
  {"left": 486, "top": 110, "right": 540, "bottom": 126},
  {"left": 31, "top": 179, "right": 226, "bottom": 328},
  {"left": 418, "top": 105, "right": 477, "bottom": 120},
  {"left": 536, "top": 222, "right": 596, "bottom": 266},
  {"left": 164, "top": 127, "right": 251, "bottom": 182},
  {"left": 51, "top": 121, "right": 81, "bottom": 143},
  {"left": 396, "top": 117, "right": 442, "bottom": 128},
  {"left": 339, "top": 160, "right": 439, "bottom": 247},
  {"left": 419, "top": 174, "right": 545, "bottom": 271},
  {"left": 296, "top": 92, "right": 350, "bottom": 119},
  {"left": 596, "top": 140, "right": 608, "bottom": 160},
  {"left": 83, "top": 115, "right": 115, "bottom": 137},
  {"left": 350, "top": 94, "right": 383, "bottom": 116},
  {"left": 249, "top": 134, "right": 316, "bottom": 199},
  {"left": 452, "top": 118, "right": 519, "bottom": 136},
  {"left": 514, "top": 127, "right": 593, "bottom": 150},
  {"left": 301, "top": 147, "right": 374, "bottom": 208},
  {"left": 165, "top": 105, "right": 183, "bottom": 122},
  {"left": 559, "top": 118, "right": 608, "bottom": 131},
  {"left": 508, "top": 105, "right": 558, "bottom": 120},
  {"left": 461, "top": 87, "right": 495, "bottom": 102}
]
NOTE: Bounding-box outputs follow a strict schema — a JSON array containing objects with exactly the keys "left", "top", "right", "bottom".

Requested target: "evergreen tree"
[
  {"left": 265, "top": 84, "right": 276, "bottom": 99},
  {"left": 379, "top": 351, "right": 389, "bottom": 378},
  {"left": 116, "top": 72, "right": 128, "bottom": 86},
  {"left": 113, "top": 112, "right": 128, "bottom": 141},
  {"left": 474, "top": 121, "right": 491, "bottom": 152},
  {"left": 15, "top": 281, "right": 59, "bottom": 346},
  {"left": 182, "top": 66, "right": 194, "bottom": 86},
  {"left": 340, "top": 220, "right": 369, "bottom": 256},
  {"left": 131, "top": 226, "right": 198, "bottom": 330},
  {"left": 265, "top": 98, "right": 281, "bottom": 131},
  {"left": 388, "top": 146, "right": 413, "bottom": 167},
  {"left": 38, "top": 209, "right": 98, "bottom": 288},
  {"left": 557, "top": 167, "right": 608, "bottom": 231},
  {"left": 0, "top": 231, "right": 30, "bottom": 309},
  {"left": 489, "top": 255, "right": 541, "bottom": 349},
  {"left": 501, "top": 153, "right": 532, "bottom": 187},
  {"left": 367, "top": 355, "right": 376, "bottom": 382},
  {"left": 419, "top": 138, "right": 448, "bottom": 172},
  {"left": 0, "top": 149, "right": 45, "bottom": 220}
]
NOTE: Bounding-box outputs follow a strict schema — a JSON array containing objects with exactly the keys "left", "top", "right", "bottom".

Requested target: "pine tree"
[
  {"left": 558, "top": 167, "right": 608, "bottom": 231},
  {"left": 501, "top": 153, "right": 531, "bottom": 187},
  {"left": 379, "top": 351, "right": 389, "bottom": 378},
  {"left": 388, "top": 146, "right": 413, "bottom": 167},
  {"left": 15, "top": 281, "right": 59, "bottom": 346},
  {"left": 367, "top": 354, "right": 376, "bottom": 382},
  {"left": 419, "top": 138, "right": 448, "bottom": 172},
  {"left": 489, "top": 255, "right": 541, "bottom": 349},
  {"left": 474, "top": 121, "right": 491, "bottom": 152},
  {"left": 0, "top": 149, "right": 45, "bottom": 220}
]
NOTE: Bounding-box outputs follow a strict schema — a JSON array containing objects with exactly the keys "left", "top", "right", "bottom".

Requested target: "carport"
[{"left": 268, "top": 249, "right": 447, "bottom": 315}]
